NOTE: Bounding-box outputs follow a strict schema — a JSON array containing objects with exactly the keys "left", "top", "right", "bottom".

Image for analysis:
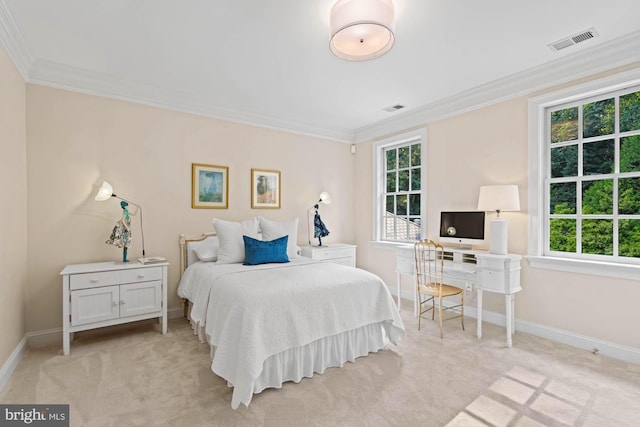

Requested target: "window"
[
  {"left": 373, "top": 129, "right": 426, "bottom": 244},
  {"left": 529, "top": 69, "right": 640, "bottom": 279}
]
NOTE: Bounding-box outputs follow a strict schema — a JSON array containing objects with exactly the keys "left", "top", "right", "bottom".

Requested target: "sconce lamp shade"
[
  {"left": 477, "top": 185, "right": 520, "bottom": 216},
  {"left": 95, "top": 181, "right": 115, "bottom": 201},
  {"left": 319, "top": 191, "right": 332, "bottom": 205},
  {"left": 329, "top": 0, "right": 395, "bottom": 61}
]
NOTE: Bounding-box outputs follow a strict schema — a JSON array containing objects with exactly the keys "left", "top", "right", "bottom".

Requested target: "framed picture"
[
  {"left": 192, "top": 163, "right": 229, "bottom": 209},
  {"left": 251, "top": 168, "right": 281, "bottom": 209}
]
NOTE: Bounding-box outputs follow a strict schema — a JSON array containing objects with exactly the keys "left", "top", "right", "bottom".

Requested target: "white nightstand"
[
  {"left": 300, "top": 243, "right": 357, "bottom": 267},
  {"left": 60, "top": 260, "right": 169, "bottom": 355}
]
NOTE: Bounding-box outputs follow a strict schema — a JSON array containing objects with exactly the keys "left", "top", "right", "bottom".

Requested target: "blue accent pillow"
[{"left": 243, "top": 235, "right": 290, "bottom": 266}]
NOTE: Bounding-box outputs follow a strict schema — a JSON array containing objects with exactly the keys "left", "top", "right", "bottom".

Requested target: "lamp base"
[{"left": 489, "top": 218, "right": 508, "bottom": 255}]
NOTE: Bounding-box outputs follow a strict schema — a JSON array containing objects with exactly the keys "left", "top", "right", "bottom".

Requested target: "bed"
[{"left": 177, "top": 218, "right": 405, "bottom": 409}]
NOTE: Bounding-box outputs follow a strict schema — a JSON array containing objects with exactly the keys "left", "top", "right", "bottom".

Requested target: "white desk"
[{"left": 395, "top": 245, "right": 522, "bottom": 347}]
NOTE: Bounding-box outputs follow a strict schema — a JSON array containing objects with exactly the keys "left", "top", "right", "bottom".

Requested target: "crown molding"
[
  {"left": 0, "top": 0, "right": 32, "bottom": 78},
  {"left": 2, "top": 0, "right": 639, "bottom": 145},
  {"left": 27, "top": 58, "right": 354, "bottom": 143},
  {"left": 0, "top": 0, "right": 353, "bottom": 142},
  {"left": 354, "top": 30, "right": 640, "bottom": 143},
  {"left": 0, "top": 2, "right": 354, "bottom": 142}
]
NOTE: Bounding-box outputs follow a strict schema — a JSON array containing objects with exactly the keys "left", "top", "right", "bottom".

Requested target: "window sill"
[
  {"left": 526, "top": 256, "right": 640, "bottom": 281},
  {"left": 371, "top": 241, "right": 415, "bottom": 251}
]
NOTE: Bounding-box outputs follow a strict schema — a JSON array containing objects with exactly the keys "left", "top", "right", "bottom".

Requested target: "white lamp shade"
[
  {"left": 477, "top": 185, "right": 520, "bottom": 213},
  {"left": 319, "top": 191, "right": 332, "bottom": 205},
  {"left": 95, "top": 181, "right": 114, "bottom": 201},
  {"left": 329, "top": 0, "right": 395, "bottom": 61}
]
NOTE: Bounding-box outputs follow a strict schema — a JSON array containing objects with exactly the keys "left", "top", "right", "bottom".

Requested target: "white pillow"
[
  {"left": 190, "top": 236, "right": 219, "bottom": 262},
  {"left": 213, "top": 218, "right": 260, "bottom": 264},
  {"left": 258, "top": 217, "right": 300, "bottom": 259}
]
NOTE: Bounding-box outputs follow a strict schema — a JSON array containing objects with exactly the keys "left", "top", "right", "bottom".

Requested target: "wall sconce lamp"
[
  {"left": 95, "top": 181, "right": 146, "bottom": 259},
  {"left": 329, "top": 0, "right": 395, "bottom": 61},
  {"left": 477, "top": 185, "right": 520, "bottom": 254},
  {"left": 307, "top": 191, "right": 331, "bottom": 246}
]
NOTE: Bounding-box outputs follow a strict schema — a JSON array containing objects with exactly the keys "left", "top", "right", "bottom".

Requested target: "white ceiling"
[{"left": 1, "top": 0, "right": 640, "bottom": 142}]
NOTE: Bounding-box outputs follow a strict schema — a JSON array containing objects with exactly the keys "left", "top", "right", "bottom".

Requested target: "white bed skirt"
[{"left": 189, "top": 318, "right": 388, "bottom": 409}]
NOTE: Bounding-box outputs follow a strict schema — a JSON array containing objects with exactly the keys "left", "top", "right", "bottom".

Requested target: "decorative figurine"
[
  {"left": 313, "top": 203, "right": 330, "bottom": 246},
  {"left": 106, "top": 201, "right": 133, "bottom": 262}
]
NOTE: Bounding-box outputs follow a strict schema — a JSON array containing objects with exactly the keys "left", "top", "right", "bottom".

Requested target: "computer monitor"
[{"left": 438, "top": 211, "right": 486, "bottom": 248}]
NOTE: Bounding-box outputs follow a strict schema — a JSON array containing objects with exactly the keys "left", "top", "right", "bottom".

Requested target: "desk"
[{"left": 395, "top": 245, "right": 522, "bottom": 347}]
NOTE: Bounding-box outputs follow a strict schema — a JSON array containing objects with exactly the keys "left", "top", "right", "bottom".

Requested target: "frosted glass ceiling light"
[{"left": 330, "top": 0, "right": 395, "bottom": 61}]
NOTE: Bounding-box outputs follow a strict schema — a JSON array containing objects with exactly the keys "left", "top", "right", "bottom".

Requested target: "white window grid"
[
  {"left": 373, "top": 129, "right": 427, "bottom": 244},
  {"left": 543, "top": 85, "right": 640, "bottom": 264}
]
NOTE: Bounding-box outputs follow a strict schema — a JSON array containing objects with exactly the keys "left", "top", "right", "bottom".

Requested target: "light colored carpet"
[{"left": 1, "top": 308, "right": 639, "bottom": 427}]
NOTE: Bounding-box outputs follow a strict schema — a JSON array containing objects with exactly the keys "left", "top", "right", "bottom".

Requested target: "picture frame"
[
  {"left": 192, "top": 163, "right": 229, "bottom": 209},
  {"left": 251, "top": 168, "right": 281, "bottom": 209}
]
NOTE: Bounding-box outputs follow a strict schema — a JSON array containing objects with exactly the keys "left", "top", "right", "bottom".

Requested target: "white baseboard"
[
  {"left": 515, "top": 318, "right": 640, "bottom": 365},
  {"left": 26, "top": 307, "right": 185, "bottom": 346},
  {"left": 389, "top": 286, "right": 640, "bottom": 365},
  {"left": 167, "top": 306, "right": 184, "bottom": 319},
  {"left": 0, "top": 306, "right": 187, "bottom": 393},
  {"left": 3, "top": 298, "right": 638, "bottom": 395},
  {"left": 0, "top": 336, "right": 28, "bottom": 392},
  {"left": 27, "top": 327, "right": 62, "bottom": 348}
]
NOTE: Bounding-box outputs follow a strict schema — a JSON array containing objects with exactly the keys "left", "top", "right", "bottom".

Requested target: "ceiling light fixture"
[{"left": 329, "top": 0, "right": 395, "bottom": 61}]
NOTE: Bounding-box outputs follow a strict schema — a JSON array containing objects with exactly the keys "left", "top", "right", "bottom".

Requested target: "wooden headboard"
[
  {"left": 178, "top": 231, "right": 217, "bottom": 318},
  {"left": 179, "top": 231, "right": 217, "bottom": 276}
]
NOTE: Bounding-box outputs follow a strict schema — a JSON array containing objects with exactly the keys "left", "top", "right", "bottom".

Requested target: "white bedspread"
[{"left": 178, "top": 258, "right": 404, "bottom": 409}]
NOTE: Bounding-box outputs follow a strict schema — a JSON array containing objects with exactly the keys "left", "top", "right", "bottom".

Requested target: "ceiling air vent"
[
  {"left": 548, "top": 27, "right": 599, "bottom": 52},
  {"left": 383, "top": 104, "right": 405, "bottom": 112}
]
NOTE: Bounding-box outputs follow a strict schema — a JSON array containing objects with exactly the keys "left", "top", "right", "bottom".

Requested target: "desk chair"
[{"left": 414, "top": 239, "right": 465, "bottom": 337}]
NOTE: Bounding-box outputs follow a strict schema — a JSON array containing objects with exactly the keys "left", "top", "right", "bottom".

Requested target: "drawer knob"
[
  {"left": 137, "top": 274, "right": 145, "bottom": 279},
  {"left": 120, "top": 300, "right": 126, "bottom": 305},
  {"left": 112, "top": 301, "right": 117, "bottom": 307},
  {"left": 90, "top": 279, "right": 99, "bottom": 283}
]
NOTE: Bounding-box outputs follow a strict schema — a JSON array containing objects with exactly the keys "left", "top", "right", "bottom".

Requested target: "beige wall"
[
  {"left": 24, "top": 85, "right": 355, "bottom": 333},
  {"left": 355, "top": 68, "right": 640, "bottom": 350},
  {"left": 0, "top": 45, "right": 27, "bottom": 366},
  {"left": 2, "top": 45, "right": 638, "bottom": 366}
]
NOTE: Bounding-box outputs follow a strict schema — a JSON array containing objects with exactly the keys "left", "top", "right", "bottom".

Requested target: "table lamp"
[
  {"left": 477, "top": 185, "right": 520, "bottom": 254},
  {"left": 307, "top": 191, "right": 331, "bottom": 246},
  {"left": 95, "top": 181, "right": 146, "bottom": 259}
]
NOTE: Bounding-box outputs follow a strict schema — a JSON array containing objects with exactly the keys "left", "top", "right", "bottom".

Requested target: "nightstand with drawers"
[
  {"left": 300, "top": 243, "right": 357, "bottom": 267},
  {"left": 60, "top": 260, "right": 169, "bottom": 355}
]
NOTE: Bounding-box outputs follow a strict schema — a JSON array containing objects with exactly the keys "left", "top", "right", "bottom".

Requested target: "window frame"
[
  {"left": 528, "top": 68, "right": 640, "bottom": 280},
  {"left": 372, "top": 129, "right": 427, "bottom": 247}
]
